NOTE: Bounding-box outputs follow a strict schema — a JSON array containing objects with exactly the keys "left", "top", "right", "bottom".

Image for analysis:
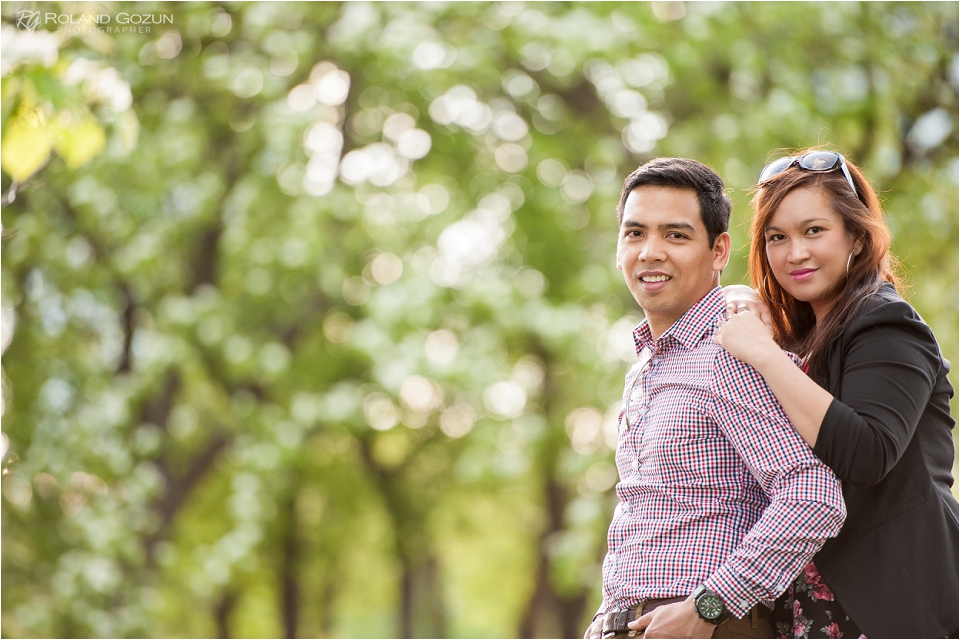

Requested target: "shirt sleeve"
[
  {"left": 702, "top": 349, "right": 846, "bottom": 618},
  {"left": 813, "top": 299, "right": 945, "bottom": 486}
]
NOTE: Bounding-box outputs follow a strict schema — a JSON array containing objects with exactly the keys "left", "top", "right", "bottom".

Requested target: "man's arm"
[
  {"left": 701, "top": 348, "right": 846, "bottom": 617},
  {"left": 629, "top": 348, "right": 845, "bottom": 638}
]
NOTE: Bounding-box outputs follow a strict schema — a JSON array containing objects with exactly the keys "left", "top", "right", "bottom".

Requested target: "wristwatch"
[{"left": 692, "top": 585, "right": 731, "bottom": 625}]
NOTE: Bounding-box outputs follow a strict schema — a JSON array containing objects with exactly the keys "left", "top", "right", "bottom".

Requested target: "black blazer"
[{"left": 810, "top": 283, "right": 958, "bottom": 638}]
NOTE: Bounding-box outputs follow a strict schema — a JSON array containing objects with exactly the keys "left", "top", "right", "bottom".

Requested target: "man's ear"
[{"left": 712, "top": 232, "right": 731, "bottom": 273}]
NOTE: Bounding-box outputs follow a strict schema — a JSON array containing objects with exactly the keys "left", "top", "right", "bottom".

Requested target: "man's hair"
[{"left": 616, "top": 157, "right": 732, "bottom": 246}]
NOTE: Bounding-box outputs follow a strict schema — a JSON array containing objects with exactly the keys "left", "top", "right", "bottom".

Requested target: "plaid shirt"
[{"left": 600, "top": 287, "right": 845, "bottom": 618}]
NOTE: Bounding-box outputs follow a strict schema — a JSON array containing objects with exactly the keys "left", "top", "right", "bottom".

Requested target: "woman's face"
[{"left": 764, "top": 186, "right": 861, "bottom": 322}]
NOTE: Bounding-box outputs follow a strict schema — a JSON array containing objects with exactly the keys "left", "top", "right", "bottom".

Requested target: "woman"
[{"left": 715, "top": 149, "right": 958, "bottom": 639}]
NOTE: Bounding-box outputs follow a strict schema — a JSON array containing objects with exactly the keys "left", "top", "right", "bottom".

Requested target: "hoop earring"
[
  {"left": 846, "top": 249, "right": 855, "bottom": 275},
  {"left": 761, "top": 273, "right": 784, "bottom": 306}
]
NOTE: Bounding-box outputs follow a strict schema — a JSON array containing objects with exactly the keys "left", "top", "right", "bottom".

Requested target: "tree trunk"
[
  {"left": 518, "top": 343, "right": 590, "bottom": 638},
  {"left": 214, "top": 590, "right": 237, "bottom": 638},
  {"left": 517, "top": 478, "right": 588, "bottom": 638},
  {"left": 357, "top": 437, "right": 446, "bottom": 638},
  {"left": 280, "top": 480, "right": 301, "bottom": 638},
  {"left": 398, "top": 550, "right": 446, "bottom": 638}
]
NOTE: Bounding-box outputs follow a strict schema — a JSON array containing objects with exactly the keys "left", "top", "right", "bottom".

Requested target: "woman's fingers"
[
  {"left": 722, "top": 284, "right": 773, "bottom": 328},
  {"left": 722, "top": 284, "right": 759, "bottom": 319},
  {"left": 724, "top": 298, "right": 757, "bottom": 320}
]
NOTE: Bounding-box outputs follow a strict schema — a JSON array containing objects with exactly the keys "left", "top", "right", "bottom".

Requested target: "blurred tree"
[{"left": 1, "top": 2, "right": 956, "bottom": 638}]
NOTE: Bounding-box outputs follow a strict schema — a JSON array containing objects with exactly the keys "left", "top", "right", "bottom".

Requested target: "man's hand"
[
  {"left": 626, "top": 597, "right": 717, "bottom": 639},
  {"left": 583, "top": 615, "right": 603, "bottom": 639}
]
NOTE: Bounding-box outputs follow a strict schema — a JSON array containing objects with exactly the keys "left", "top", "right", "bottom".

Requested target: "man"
[{"left": 584, "top": 158, "right": 845, "bottom": 639}]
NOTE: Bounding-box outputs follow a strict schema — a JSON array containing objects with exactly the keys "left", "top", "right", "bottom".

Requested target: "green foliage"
[
  {"left": 1, "top": 37, "right": 135, "bottom": 182},
  {"left": 1, "top": 2, "right": 957, "bottom": 638}
]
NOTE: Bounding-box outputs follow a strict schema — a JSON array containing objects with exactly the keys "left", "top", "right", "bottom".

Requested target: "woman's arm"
[
  {"left": 811, "top": 303, "right": 943, "bottom": 485},
  {"left": 713, "top": 310, "right": 832, "bottom": 447},
  {"left": 716, "top": 297, "right": 944, "bottom": 486}
]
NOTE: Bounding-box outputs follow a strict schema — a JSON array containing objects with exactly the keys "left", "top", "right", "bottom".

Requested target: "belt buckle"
[{"left": 601, "top": 605, "right": 640, "bottom": 638}]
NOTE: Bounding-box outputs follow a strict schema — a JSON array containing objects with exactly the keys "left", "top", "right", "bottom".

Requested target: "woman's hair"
[{"left": 748, "top": 150, "right": 902, "bottom": 379}]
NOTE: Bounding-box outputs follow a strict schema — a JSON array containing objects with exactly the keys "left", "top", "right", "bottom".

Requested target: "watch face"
[{"left": 698, "top": 594, "right": 724, "bottom": 620}]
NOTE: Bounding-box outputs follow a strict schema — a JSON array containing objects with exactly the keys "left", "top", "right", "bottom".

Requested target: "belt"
[{"left": 601, "top": 597, "right": 687, "bottom": 638}]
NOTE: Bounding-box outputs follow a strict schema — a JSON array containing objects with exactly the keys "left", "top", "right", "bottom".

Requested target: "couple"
[{"left": 584, "top": 152, "right": 958, "bottom": 639}]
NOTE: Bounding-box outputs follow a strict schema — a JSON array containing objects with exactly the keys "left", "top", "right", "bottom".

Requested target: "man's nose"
[{"left": 638, "top": 238, "right": 666, "bottom": 262}]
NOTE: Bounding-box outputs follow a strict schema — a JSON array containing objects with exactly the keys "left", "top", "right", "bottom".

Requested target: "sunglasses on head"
[{"left": 758, "top": 151, "right": 858, "bottom": 198}]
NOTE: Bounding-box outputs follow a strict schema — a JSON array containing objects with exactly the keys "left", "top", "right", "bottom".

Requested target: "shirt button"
[{"left": 739, "top": 599, "right": 749, "bottom": 609}]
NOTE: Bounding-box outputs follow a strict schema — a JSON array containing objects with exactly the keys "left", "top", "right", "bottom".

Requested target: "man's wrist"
[{"left": 692, "top": 585, "right": 731, "bottom": 625}]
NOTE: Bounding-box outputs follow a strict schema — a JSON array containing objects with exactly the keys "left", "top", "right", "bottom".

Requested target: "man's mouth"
[{"left": 640, "top": 275, "right": 671, "bottom": 283}]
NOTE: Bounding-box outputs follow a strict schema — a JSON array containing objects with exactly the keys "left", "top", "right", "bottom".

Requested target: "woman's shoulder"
[
  {"left": 850, "top": 282, "right": 921, "bottom": 326},
  {"left": 844, "top": 282, "right": 937, "bottom": 345}
]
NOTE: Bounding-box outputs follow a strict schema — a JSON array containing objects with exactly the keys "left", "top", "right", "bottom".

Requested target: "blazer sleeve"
[{"left": 812, "top": 298, "right": 943, "bottom": 486}]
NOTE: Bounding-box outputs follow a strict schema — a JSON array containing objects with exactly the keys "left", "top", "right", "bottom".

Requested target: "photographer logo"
[{"left": 16, "top": 10, "right": 41, "bottom": 34}]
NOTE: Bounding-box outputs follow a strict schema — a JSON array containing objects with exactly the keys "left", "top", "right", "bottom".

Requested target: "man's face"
[{"left": 616, "top": 186, "right": 730, "bottom": 337}]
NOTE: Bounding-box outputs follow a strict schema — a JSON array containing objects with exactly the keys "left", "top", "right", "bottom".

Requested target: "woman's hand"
[
  {"left": 722, "top": 284, "right": 772, "bottom": 328},
  {"left": 713, "top": 306, "right": 780, "bottom": 369}
]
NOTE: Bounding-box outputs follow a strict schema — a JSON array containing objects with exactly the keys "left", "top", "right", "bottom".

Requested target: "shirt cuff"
[{"left": 702, "top": 565, "right": 757, "bottom": 619}]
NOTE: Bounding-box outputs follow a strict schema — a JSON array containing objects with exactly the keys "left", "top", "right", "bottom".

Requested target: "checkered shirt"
[{"left": 600, "top": 287, "right": 845, "bottom": 618}]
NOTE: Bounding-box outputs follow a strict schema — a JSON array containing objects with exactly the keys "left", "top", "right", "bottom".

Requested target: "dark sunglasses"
[{"left": 758, "top": 151, "right": 858, "bottom": 197}]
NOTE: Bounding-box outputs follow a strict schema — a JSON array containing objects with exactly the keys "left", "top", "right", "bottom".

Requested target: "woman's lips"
[{"left": 790, "top": 268, "right": 817, "bottom": 281}]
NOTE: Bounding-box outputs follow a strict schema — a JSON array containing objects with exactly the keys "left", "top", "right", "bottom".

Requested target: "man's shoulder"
[
  {"left": 686, "top": 330, "right": 748, "bottom": 370},
  {"left": 703, "top": 341, "right": 780, "bottom": 402},
  {"left": 670, "top": 331, "right": 728, "bottom": 375}
]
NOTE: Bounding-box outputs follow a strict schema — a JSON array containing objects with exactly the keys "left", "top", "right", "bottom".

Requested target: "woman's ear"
[{"left": 853, "top": 237, "right": 864, "bottom": 256}]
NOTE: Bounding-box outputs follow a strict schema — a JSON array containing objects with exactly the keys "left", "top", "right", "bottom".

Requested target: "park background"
[{"left": 1, "top": 2, "right": 957, "bottom": 638}]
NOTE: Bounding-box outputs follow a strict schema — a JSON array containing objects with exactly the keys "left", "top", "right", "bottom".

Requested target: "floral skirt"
[{"left": 773, "top": 561, "right": 866, "bottom": 639}]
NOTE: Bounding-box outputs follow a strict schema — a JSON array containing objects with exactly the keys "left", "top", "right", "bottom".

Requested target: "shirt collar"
[{"left": 633, "top": 286, "right": 724, "bottom": 355}]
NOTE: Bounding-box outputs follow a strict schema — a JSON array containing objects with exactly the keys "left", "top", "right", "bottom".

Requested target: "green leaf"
[
  {"left": 54, "top": 114, "right": 106, "bottom": 169},
  {"left": 0, "top": 111, "right": 54, "bottom": 181}
]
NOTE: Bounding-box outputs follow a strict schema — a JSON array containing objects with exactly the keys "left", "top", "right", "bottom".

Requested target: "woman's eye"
[
  {"left": 807, "top": 226, "right": 823, "bottom": 235},
  {"left": 767, "top": 234, "right": 785, "bottom": 242}
]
